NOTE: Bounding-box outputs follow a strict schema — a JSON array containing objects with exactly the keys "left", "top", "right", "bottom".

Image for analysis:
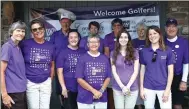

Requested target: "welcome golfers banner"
[{"left": 30, "top": 3, "right": 160, "bottom": 41}]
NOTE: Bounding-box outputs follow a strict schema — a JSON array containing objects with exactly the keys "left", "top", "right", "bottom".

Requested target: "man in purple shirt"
[
  {"left": 75, "top": 36, "right": 111, "bottom": 109},
  {"left": 1, "top": 21, "right": 27, "bottom": 109},
  {"left": 104, "top": 18, "right": 123, "bottom": 109},
  {"left": 164, "top": 18, "right": 189, "bottom": 109},
  {"left": 79, "top": 21, "right": 104, "bottom": 53}
]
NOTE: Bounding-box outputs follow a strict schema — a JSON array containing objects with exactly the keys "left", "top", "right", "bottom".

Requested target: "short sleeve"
[
  {"left": 55, "top": 50, "right": 65, "bottom": 68},
  {"left": 1, "top": 44, "right": 11, "bottom": 62},
  {"left": 166, "top": 47, "right": 175, "bottom": 65},
  {"left": 139, "top": 49, "right": 146, "bottom": 65},
  {"left": 75, "top": 57, "right": 85, "bottom": 78},
  {"left": 183, "top": 39, "right": 189, "bottom": 64},
  {"left": 51, "top": 45, "right": 56, "bottom": 61}
]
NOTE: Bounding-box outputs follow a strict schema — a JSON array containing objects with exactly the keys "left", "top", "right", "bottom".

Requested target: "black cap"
[{"left": 166, "top": 18, "right": 178, "bottom": 26}]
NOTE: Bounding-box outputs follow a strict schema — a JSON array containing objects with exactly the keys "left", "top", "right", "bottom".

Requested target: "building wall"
[{"left": 166, "top": 1, "right": 189, "bottom": 38}]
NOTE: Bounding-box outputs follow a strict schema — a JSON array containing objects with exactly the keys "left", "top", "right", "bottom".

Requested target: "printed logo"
[
  {"left": 161, "top": 55, "right": 167, "bottom": 60},
  {"left": 123, "top": 20, "right": 130, "bottom": 29}
]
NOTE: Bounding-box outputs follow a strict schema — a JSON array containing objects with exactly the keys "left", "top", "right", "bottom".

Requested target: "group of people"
[{"left": 1, "top": 10, "right": 189, "bottom": 109}]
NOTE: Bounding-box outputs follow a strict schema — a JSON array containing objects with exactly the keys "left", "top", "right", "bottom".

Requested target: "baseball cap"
[
  {"left": 57, "top": 8, "right": 76, "bottom": 21},
  {"left": 166, "top": 18, "right": 178, "bottom": 26}
]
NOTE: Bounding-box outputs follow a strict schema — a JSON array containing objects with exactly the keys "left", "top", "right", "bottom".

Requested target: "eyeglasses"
[
  {"left": 152, "top": 51, "right": 157, "bottom": 62},
  {"left": 32, "top": 27, "right": 44, "bottom": 32}
]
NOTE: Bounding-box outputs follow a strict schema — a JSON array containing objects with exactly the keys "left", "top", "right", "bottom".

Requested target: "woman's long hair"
[
  {"left": 112, "top": 30, "right": 136, "bottom": 65},
  {"left": 145, "top": 25, "right": 166, "bottom": 51}
]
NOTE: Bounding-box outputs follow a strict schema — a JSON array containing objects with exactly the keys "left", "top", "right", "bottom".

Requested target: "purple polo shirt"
[
  {"left": 56, "top": 47, "right": 86, "bottom": 92},
  {"left": 1, "top": 38, "right": 27, "bottom": 93},
  {"left": 49, "top": 29, "right": 69, "bottom": 58},
  {"left": 104, "top": 32, "right": 117, "bottom": 52},
  {"left": 140, "top": 46, "right": 175, "bottom": 90},
  {"left": 79, "top": 36, "right": 104, "bottom": 53},
  {"left": 20, "top": 39, "right": 55, "bottom": 83},
  {"left": 132, "top": 38, "right": 146, "bottom": 51},
  {"left": 165, "top": 37, "right": 189, "bottom": 75},
  {"left": 110, "top": 50, "right": 139, "bottom": 91},
  {"left": 75, "top": 53, "right": 111, "bottom": 104}
]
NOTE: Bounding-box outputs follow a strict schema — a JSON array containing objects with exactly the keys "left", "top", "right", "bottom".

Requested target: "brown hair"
[
  {"left": 145, "top": 25, "right": 166, "bottom": 51},
  {"left": 112, "top": 30, "right": 136, "bottom": 65}
]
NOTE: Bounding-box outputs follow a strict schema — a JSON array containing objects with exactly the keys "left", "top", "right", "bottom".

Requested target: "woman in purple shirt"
[
  {"left": 56, "top": 30, "right": 85, "bottom": 109},
  {"left": 1, "top": 21, "right": 27, "bottom": 109},
  {"left": 21, "top": 19, "right": 55, "bottom": 109},
  {"left": 140, "top": 25, "right": 174, "bottom": 109},
  {"left": 75, "top": 36, "right": 111, "bottom": 109},
  {"left": 110, "top": 30, "right": 139, "bottom": 109}
]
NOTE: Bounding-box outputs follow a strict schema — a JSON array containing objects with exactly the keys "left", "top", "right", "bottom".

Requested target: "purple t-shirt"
[
  {"left": 140, "top": 46, "right": 175, "bottom": 90},
  {"left": 20, "top": 39, "right": 55, "bottom": 83},
  {"left": 1, "top": 38, "right": 27, "bottom": 93},
  {"left": 79, "top": 36, "right": 104, "bottom": 53},
  {"left": 56, "top": 47, "right": 86, "bottom": 92},
  {"left": 165, "top": 37, "right": 189, "bottom": 75},
  {"left": 104, "top": 32, "right": 117, "bottom": 52},
  {"left": 132, "top": 38, "right": 146, "bottom": 51},
  {"left": 49, "top": 29, "right": 69, "bottom": 58},
  {"left": 75, "top": 53, "right": 111, "bottom": 104},
  {"left": 110, "top": 50, "right": 139, "bottom": 91}
]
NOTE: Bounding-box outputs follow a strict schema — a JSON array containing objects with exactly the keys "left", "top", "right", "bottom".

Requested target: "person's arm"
[
  {"left": 57, "top": 68, "right": 68, "bottom": 98},
  {"left": 100, "top": 78, "right": 110, "bottom": 92},
  {"left": 77, "top": 78, "right": 102, "bottom": 99},
  {"left": 1, "top": 61, "right": 8, "bottom": 98},
  {"left": 126, "top": 59, "right": 139, "bottom": 88},
  {"left": 180, "top": 40, "right": 189, "bottom": 91},
  {"left": 110, "top": 58, "right": 124, "bottom": 89},
  {"left": 1, "top": 61, "right": 15, "bottom": 108},
  {"left": 162, "top": 64, "right": 174, "bottom": 103},
  {"left": 140, "top": 64, "right": 146, "bottom": 100},
  {"left": 50, "top": 61, "right": 55, "bottom": 80},
  {"left": 165, "top": 64, "right": 174, "bottom": 91}
]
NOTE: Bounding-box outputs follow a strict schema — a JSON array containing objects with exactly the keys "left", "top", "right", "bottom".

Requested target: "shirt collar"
[
  {"left": 8, "top": 38, "right": 17, "bottom": 47},
  {"left": 148, "top": 45, "right": 163, "bottom": 52},
  {"left": 166, "top": 36, "right": 178, "bottom": 42}
]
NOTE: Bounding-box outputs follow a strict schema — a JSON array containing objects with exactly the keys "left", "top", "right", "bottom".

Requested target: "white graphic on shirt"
[
  {"left": 161, "top": 55, "right": 167, "bottom": 60},
  {"left": 86, "top": 62, "right": 106, "bottom": 86},
  {"left": 29, "top": 48, "right": 51, "bottom": 70},
  {"left": 68, "top": 54, "right": 81, "bottom": 73}
]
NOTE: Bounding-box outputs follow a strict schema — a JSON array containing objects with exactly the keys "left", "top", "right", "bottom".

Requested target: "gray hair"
[
  {"left": 8, "top": 21, "right": 27, "bottom": 36},
  {"left": 136, "top": 22, "right": 147, "bottom": 31},
  {"left": 87, "top": 35, "right": 100, "bottom": 43}
]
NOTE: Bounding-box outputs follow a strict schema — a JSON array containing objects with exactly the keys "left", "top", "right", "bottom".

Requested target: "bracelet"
[{"left": 99, "top": 88, "right": 105, "bottom": 93}]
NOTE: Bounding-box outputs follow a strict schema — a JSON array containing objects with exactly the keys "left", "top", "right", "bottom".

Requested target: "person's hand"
[
  {"left": 92, "top": 89, "right": 102, "bottom": 99},
  {"left": 162, "top": 90, "right": 170, "bottom": 103},
  {"left": 62, "top": 87, "right": 68, "bottom": 98},
  {"left": 2, "top": 94, "right": 15, "bottom": 109},
  {"left": 140, "top": 88, "right": 146, "bottom": 100},
  {"left": 122, "top": 86, "right": 130, "bottom": 95},
  {"left": 179, "top": 81, "right": 187, "bottom": 91}
]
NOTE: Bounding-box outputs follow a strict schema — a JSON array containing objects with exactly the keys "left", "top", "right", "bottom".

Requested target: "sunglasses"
[
  {"left": 31, "top": 27, "right": 44, "bottom": 32},
  {"left": 152, "top": 51, "right": 157, "bottom": 62}
]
